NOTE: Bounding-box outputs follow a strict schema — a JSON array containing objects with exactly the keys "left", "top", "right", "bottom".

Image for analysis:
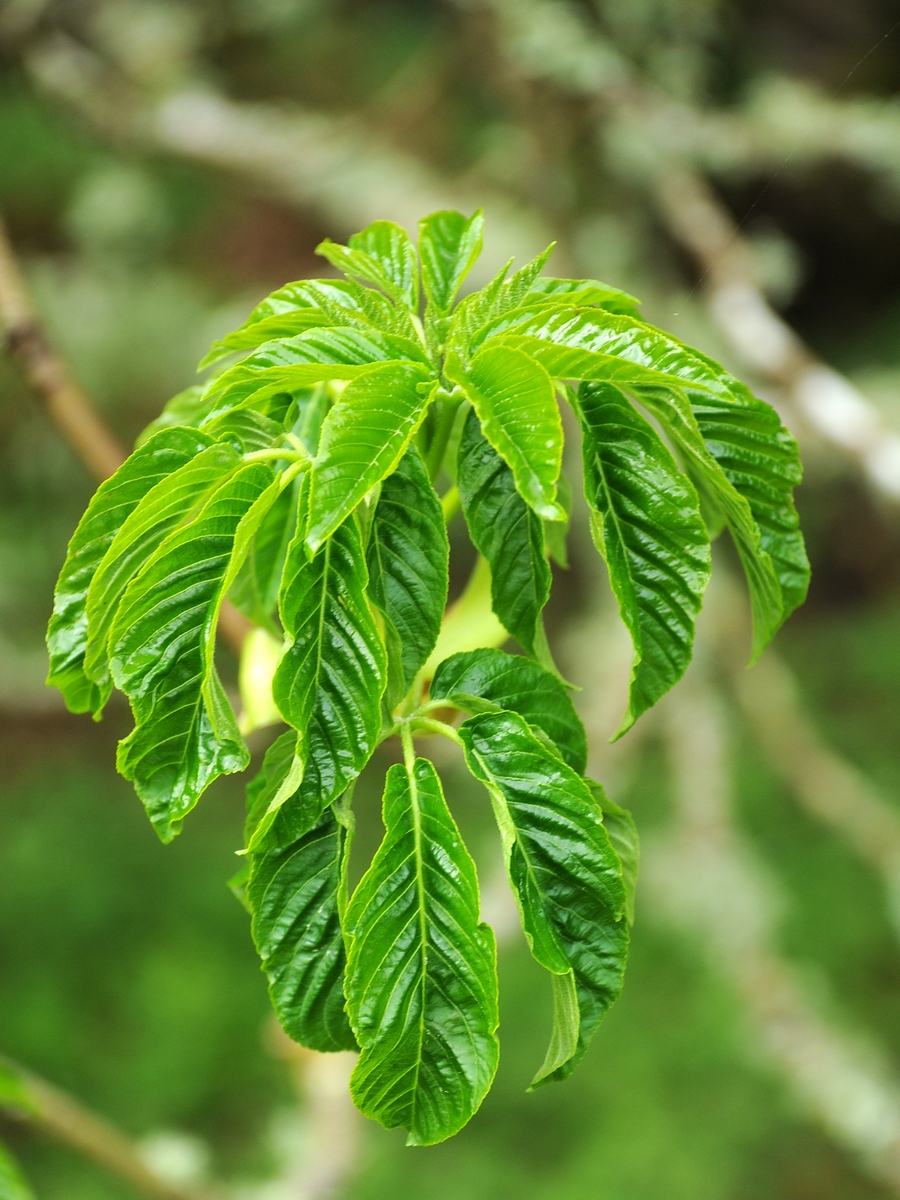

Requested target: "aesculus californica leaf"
[{"left": 46, "top": 208, "right": 807, "bottom": 1142}]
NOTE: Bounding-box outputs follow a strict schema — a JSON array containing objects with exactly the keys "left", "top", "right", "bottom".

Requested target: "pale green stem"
[
  {"left": 441, "top": 485, "right": 460, "bottom": 523},
  {"left": 410, "top": 717, "right": 464, "bottom": 747},
  {"left": 401, "top": 721, "right": 417, "bottom": 771},
  {"left": 243, "top": 446, "right": 310, "bottom": 465}
]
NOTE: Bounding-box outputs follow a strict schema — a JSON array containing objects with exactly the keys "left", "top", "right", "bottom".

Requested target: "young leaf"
[
  {"left": 527, "top": 276, "right": 640, "bottom": 316},
  {"left": 306, "top": 361, "right": 434, "bottom": 552},
  {"left": 348, "top": 220, "right": 419, "bottom": 310},
  {"left": 248, "top": 807, "right": 357, "bottom": 1052},
  {"left": 367, "top": 445, "right": 449, "bottom": 697},
  {"left": 0, "top": 1142, "right": 33, "bottom": 1200},
  {"left": 576, "top": 381, "right": 711, "bottom": 734},
  {"left": 84, "top": 440, "right": 241, "bottom": 702},
  {"left": 345, "top": 756, "right": 499, "bottom": 1145},
  {"left": 446, "top": 343, "right": 564, "bottom": 521},
  {"left": 457, "top": 409, "right": 552, "bottom": 663},
  {"left": 589, "top": 781, "right": 639, "bottom": 926},
  {"left": 46, "top": 427, "right": 215, "bottom": 715},
  {"left": 430, "top": 647, "right": 587, "bottom": 773},
  {"left": 459, "top": 710, "right": 628, "bottom": 1085},
  {"left": 110, "top": 463, "right": 282, "bottom": 840},
  {"left": 419, "top": 209, "right": 484, "bottom": 314},
  {"left": 268, "top": 487, "right": 387, "bottom": 846}
]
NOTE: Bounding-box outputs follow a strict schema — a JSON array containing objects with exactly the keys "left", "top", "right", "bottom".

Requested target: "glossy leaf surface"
[
  {"left": 419, "top": 209, "right": 484, "bottom": 314},
  {"left": 345, "top": 756, "right": 499, "bottom": 1145}
]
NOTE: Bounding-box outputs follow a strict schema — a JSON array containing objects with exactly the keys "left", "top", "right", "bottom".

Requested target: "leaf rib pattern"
[{"left": 345, "top": 757, "right": 499, "bottom": 1145}]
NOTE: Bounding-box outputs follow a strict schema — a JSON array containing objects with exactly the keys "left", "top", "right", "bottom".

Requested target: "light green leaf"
[
  {"left": 419, "top": 209, "right": 484, "bottom": 314},
  {"left": 199, "top": 310, "right": 331, "bottom": 368},
  {"left": 367, "top": 445, "right": 449, "bottom": 697},
  {"left": 306, "top": 361, "right": 434, "bottom": 552},
  {"left": 248, "top": 806, "right": 357, "bottom": 1052},
  {"left": 201, "top": 407, "right": 283, "bottom": 454},
  {"left": 459, "top": 710, "right": 628, "bottom": 1086},
  {"left": 84, "top": 440, "right": 241, "bottom": 701},
  {"left": 345, "top": 755, "right": 499, "bottom": 1145},
  {"left": 456, "top": 409, "right": 552, "bottom": 663},
  {"left": 47, "top": 427, "right": 215, "bottom": 715},
  {"left": 348, "top": 219, "right": 419, "bottom": 310},
  {"left": 0, "top": 1142, "right": 33, "bottom": 1200},
  {"left": 0, "top": 1062, "right": 32, "bottom": 1115},
  {"left": 527, "top": 276, "right": 641, "bottom": 316},
  {"left": 576, "top": 381, "right": 711, "bottom": 734},
  {"left": 543, "top": 471, "right": 571, "bottom": 568},
  {"left": 589, "top": 780, "right": 639, "bottom": 926},
  {"left": 430, "top": 647, "right": 587, "bottom": 773},
  {"left": 447, "top": 343, "right": 563, "bottom": 520},
  {"left": 110, "top": 462, "right": 283, "bottom": 840},
  {"left": 266, "top": 484, "right": 386, "bottom": 848}
]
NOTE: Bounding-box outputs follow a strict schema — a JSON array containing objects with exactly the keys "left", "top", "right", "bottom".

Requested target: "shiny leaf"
[
  {"left": 229, "top": 477, "right": 299, "bottom": 632},
  {"left": 345, "top": 756, "right": 499, "bottom": 1145},
  {"left": 419, "top": 209, "right": 484, "bottom": 314},
  {"left": 348, "top": 219, "right": 419, "bottom": 310},
  {"left": 589, "top": 781, "right": 639, "bottom": 926}
]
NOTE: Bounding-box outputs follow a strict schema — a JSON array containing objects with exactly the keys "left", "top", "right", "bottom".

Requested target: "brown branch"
[
  {"left": 0, "top": 212, "right": 251, "bottom": 654},
  {"left": 2, "top": 1058, "right": 223, "bottom": 1200}
]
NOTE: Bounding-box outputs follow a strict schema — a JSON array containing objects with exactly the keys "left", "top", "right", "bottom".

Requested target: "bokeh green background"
[{"left": 4, "top": 1, "right": 900, "bottom": 1196}]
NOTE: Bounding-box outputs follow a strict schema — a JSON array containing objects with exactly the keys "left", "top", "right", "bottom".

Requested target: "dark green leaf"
[
  {"left": 110, "top": 463, "right": 283, "bottom": 840},
  {"left": 229, "top": 478, "right": 299, "bottom": 631},
  {"left": 589, "top": 781, "right": 639, "bottom": 926},
  {"left": 457, "top": 409, "right": 552, "bottom": 664},
  {"left": 306, "top": 361, "right": 434, "bottom": 552},
  {"left": 430, "top": 647, "right": 587, "bottom": 773},
  {"left": 576, "top": 381, "right": 711, "bottom": 733},
  {"left": 419, "top": 209, "right": 484, "bottom": 314},
  {"left": 248, "top": 807, "right": 357, "bottom": 1052},
  {"left": 447, "top": 343, "right": 564, "bottom": 521},
  {"left": 84, "top": 440, "right": 241, "bottom": 702},
  {"left": 47, "top": 427, "right": 215, "bottom": 715},
  {"left": 459, "top": 710, "right": 628, "bottom": 1085},
  {"left": 345, "top": 756, "right": 499, "bottom": 1145},
  {"left": 367, "top": 445, "right": 449, "bottom": 697}
]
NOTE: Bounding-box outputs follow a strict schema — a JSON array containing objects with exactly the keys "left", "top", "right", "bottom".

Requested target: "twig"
[
  {"left": 0, "top": 212, "right": 251, "bottom": 654},
  {"left": 1, "top": 1058, "right": 223, "bottom": 1200}
]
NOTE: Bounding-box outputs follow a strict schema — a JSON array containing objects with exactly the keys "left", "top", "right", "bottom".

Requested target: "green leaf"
[
  {"left": 345, "top": 755, "right": 499, "bottom": 1145},
  {"left": 229, "top": 478, "right": 299, "bottom": 632},
  {"left": 527, "top": 276, "right": 641, "bottom": 316},
  {"left": 576, "top": 381, "right": 711, "bottom": 734},
  {"left": 266, "top": 484, "right": 387, "bottom": 847},
  {"left": 47, "top": 427, "right": 215, "bottom": 715},
  {"left": 110, "top": 463, "right": 283, "bottom": 840},
  {"left": 0, "top": 1062, "right": 32, "bottom": 1115},
  {"left": 306, "top": 361, "right": 434, "bottom": 552},
  {"left": 136, "top": 385, "right": 216, "bottom": 444},
  {"left": 543, "top": 471, "right": 571, "bottom": 568},
  {"left": 84, "top": 440, "right": 241, "bottom": 703},
  {"left": 0, "top": 1142, "right": 33, "bottom": 1200},
  {"left": 447, "top": 343, "right": 564, "bottom": 521},
  {"left": 199, "top": 310, "right": 332, "bottom": 368},
  {"left": 202, "top": 407, "right": 283, "bottom": 454},
  {"left": 589, "top": 781, "right": 639, "bottom": 926},
  {"left": 419, "top": 209, "right": 484, "bottom": 314},
  {"left": 318, "top": 222, "right": 419, "bottom": 309},
  {"left": 430, "top": 648, "right": 587, "bottom": 773},
  {"left": 248, "top": 806, "right": 357, "bottom": 1052},
  {"left": 367, "top": 445, "right": 449, "bottom": 697},
  {"left": 459, "top": 710, "right": 628, "bottom": 1085},
  {"left": 457, "top": 409, "right": 552, "bottom": 663}
]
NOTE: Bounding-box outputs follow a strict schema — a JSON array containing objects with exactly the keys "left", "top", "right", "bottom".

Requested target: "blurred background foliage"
[{"left": 4, "top": 0, "right": 900, "bottom": 1197}]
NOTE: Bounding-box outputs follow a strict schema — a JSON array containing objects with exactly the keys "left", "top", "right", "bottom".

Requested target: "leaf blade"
[{"left": 418, "top": 209, "right": 484, "bottom": 314}]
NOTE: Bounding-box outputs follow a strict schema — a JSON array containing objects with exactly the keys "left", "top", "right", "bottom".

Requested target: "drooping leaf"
[
  {"left": 0, "top": 1143, "right": 33, "bottom": 1200},
  {"left": 306, "top": 361, "right": 434, "bottom": 552},
  {"left": 110, "top": 463, "right": 283, "bottom": 840},
  {"left": 367, "top": 445, "right": 449, "bottom": 700},
  {"left": 265, "top": 483, "right": 386, "bottom": 848},
  {"left": 229, "top": 478, "right": 299, "bottom": 632},
  {"left": 457, "top": 409, "right": 552, "bottom": 664},
  {"left": 46, "top": 427, "right": 215, "bottom": 715},
  {"left": 419, "top": 209, "right": 484, "bottom": 314},
  {"left": 345, "top": 756, "right": 499, "bottom": 1145},
  {"left": 576, "top": 381, "right": 711, "bottom": 733},
  {"left": 589, "top": 780, "right": 639, "bottom": 926},
  {"left": 84, "top": 440, "right": 241, "bottom": 702},
  {"left": 248, "top": 806, "right": 357, "bottom": 1052},
  {"left": 459, "top": 710, "right": 628, "bottom": 1085},
  {"left": 446, "top": 343, "right": 564, "bottom": 520},
  {"left": 430, "top": 648, "right": 586, "bottom": 773}
]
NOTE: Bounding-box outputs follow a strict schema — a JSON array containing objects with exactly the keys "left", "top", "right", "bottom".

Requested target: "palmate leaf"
[
  {"left": 459, "top": 710, "right": 628, "bottom": 1086},
  {"left": 46, "top": 427, "right": 216, "bottom": 715},
  {"left": 262, "top": 480, "right": 386, "bottom": 850},
  {"left": 367, "top": 444, "right": 449, "bottom": 700},
  {"left": 110, "top": 462, "right": 283, "bottom": 840},
  {"left": 0, "top": 1142, "right": 33, "bottom": 1200},
  {"left": 430, "top": 648, "right": 586, "bottom": 773},
  {"left": 457, "top": 408, "right": 552, "bottom": 664},
  {"left": 576, "top": 381, "right": 711, "bottom": 734},
  {"left": 345, "top": 755, "right": 499, "bottom": 1146},
  {"left": 248, "top": 801, "right": 356, "bottom": 1052},
  {"left": 306, "top": 360, "right": 435, "bottom": 553}
]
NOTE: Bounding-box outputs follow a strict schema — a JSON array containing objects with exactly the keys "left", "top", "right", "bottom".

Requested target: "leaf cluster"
[{"left": 46, "top": 210, "right": 807, "bottom": 1143}]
